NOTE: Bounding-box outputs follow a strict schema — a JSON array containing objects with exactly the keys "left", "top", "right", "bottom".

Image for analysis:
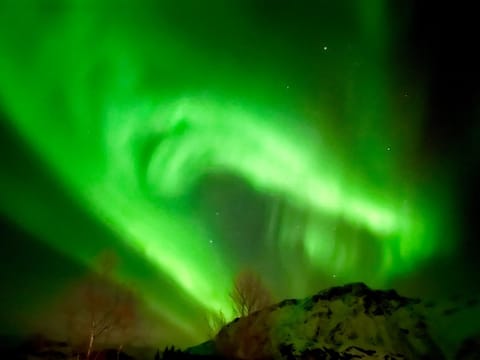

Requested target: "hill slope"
[{"left": 210, "top": 283, "right": 447, "bottom": 359}]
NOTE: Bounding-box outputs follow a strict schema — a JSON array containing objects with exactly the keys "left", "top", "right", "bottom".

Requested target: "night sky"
[{"left": 0, "top": 1, "right": 479, "bottom": 348}]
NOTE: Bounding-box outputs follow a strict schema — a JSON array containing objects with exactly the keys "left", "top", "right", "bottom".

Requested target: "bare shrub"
[{"left": 230, "top": 269, "right": 273, "bottom": 318}]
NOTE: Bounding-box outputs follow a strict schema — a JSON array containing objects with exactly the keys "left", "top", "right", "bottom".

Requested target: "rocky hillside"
[{"left": 203, "top": 283, "right": 467, "bottom": 359}]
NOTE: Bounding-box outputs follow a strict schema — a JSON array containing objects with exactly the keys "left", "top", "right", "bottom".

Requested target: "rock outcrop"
[{"left": 212, "top": 283, "right": 445, "bottom": 359}]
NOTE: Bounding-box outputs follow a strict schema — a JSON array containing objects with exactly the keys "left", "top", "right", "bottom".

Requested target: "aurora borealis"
[{"left": 0, "top": 0, "right": 479, "bottom": 348}]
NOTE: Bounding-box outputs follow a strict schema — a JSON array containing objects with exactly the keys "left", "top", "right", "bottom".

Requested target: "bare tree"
[
  {"left": 230, "top": 269, "right": 273, "bottom": 318},
  {"left": 63, "top": 252, "right": 138, "bottom": 360},
  {"left": 206, "top": 309, "right": 227, "bottom": 339},
  {"left": 113, "top": 289, "right": 137, "bottom": 360},
  {"left": 216, "top": 311, "right": 272, "bottom": 359}
]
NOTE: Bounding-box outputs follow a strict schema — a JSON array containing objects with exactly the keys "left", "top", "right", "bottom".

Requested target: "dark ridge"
[
  {"left": 276, "top": 298, "right": 299, "bottom": 309},
  {"left": 344, "top": 346, "right": 377, "bottom": 356},
  {"left": 312, "top": 282, "right": 371, "bottom": 302},
  {"left": 309, "top": 283, "right": 418, "bottom": 317},
  {"left": 302, "top": 298, "right": 315, "bottom": 311}
]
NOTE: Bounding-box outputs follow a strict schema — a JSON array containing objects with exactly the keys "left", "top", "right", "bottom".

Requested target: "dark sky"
[
  {"left": 407, "top": 1, "right": 480, "bottom": 271},
  {"left": 0, "top": 0, "right": 479, "bottom": 347}
]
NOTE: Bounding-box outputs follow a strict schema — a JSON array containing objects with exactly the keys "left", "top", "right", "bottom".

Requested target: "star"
[{"left": 323, "top": 46, "right": 328, "bottom": 51}]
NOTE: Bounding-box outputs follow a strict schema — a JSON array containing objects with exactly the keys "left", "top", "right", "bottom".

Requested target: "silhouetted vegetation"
[
  {"left": 61, "top": 252, "right": 139, "bottom": 360},
  {"left": 161, "top": 346, "right": 225, "bottom": 360},
  {"left": 230, "top": 270, "right": 273, "bottom": 318}
]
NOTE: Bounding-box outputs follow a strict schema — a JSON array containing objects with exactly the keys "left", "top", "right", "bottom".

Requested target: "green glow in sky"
[{"left": 0, "top": 1, "right": 455, "bottom": 344}]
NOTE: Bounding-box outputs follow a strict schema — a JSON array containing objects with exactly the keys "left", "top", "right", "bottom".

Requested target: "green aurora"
[{"left": 0, "top": 1, "right": 465, "bottom": 346}]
